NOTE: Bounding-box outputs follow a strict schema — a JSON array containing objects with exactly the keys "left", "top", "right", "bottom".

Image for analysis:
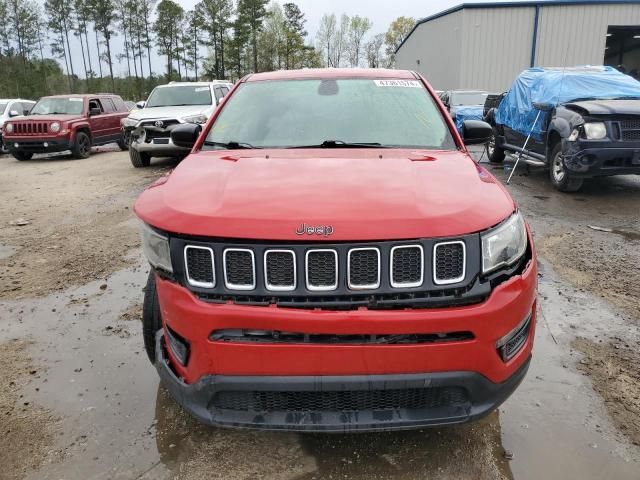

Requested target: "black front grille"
[
  {"left": 621, "top": 130, "right": 640, "bottom": 141},
  {"left": 434, "top": 242, "right": 465, "bottom": 283},
  {"left": 348, "top": 249, "right": 379, "bottom": 288},
  {"left": 620, "top": 119, "right": 640, "bottom": 129},
  {"left": 392, "top": 246, "right": 423, "bottom": 286},
  {"left": 307, "top": 250, "right": 337, "bottom": 288},
  {"left": 620, "top": 119, "right": 640, "bottom": 141},
  {"left": 185, "top": 247, "right": 214, "bottom": 285},
  {"left": 210, "top": 329, "right": 475, "bottom": 344},
  {"left": 225, "top": 249, "right": 254, "bottom": 287},
  {"left": 174, "top": 235, "right": 486, "bottom": 309},
  {"left": 265, "top": 250, "right": 295, "bottom": 289},
  {"left": 212, "top": 387, "right": 469, "bottom": 413}
]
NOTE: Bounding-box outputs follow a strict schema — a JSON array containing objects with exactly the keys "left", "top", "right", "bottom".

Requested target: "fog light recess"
[
  {"left": 496, "top": 311, "right": 532, "bottom": 362},
  {"left": 165, "top": 326, "right": 190, "bottom": 366}
]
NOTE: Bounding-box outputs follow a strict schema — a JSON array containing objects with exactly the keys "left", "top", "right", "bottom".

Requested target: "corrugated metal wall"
[
  {"left": 394, "top": 10, "right": 463, "bottom": 90},
  {"left": 459, "top": 7, "right": 535, "bottom": 91},
  {"left": 396, "top": 3, "right": 640, "bottom": 92},
  {"left": 536, "top": 4, "right": 640, "bottom": 66}
]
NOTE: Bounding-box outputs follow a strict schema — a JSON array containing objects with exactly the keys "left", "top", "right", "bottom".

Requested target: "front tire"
[
  {"left": 12, "top": 151, "right": 33, "bottom": 161},
  {"left": 486, "top": 133, "right": 505, "bottom": 163},
  {"left": 71, "top": 131, "right": 92, "bottom": 159},
  {"left": 142, "top": 271, "right": 162, "bottom": 363},
  {"left": 117, "top": 136, "right": 128, "bottom": 151},
  {"left": 129, "top": 147, "right": 151, "bottom": 168},
  {"left": 549, "top": 143, "right": 583, "bottom": 192}
]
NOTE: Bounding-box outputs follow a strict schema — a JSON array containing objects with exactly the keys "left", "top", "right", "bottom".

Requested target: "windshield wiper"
[
  {"left": 288, "top": 140, "right": 387, "bottom": 149},
  {"left": 203, "top": 141, "right": 258, "bottom": 149}
]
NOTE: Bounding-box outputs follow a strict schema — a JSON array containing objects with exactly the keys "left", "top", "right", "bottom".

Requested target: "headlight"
[
  {"left": 182, "top": 114, "right": 208, "bottom": 124},
  {"left": 50, "top": 122, "right": 61, "bottom": 133},
  {"left": 583, "top": 122, "right": 607, "bottom": 140},
  {"left": 481, "top": 212, "right": 527, "bottom": 274},
  {"left": 140, "top": 223, "right": 173, "bottom": 273},
  {"left": 5, "top": 123, "right": 13, "bottom": 133},
  {"left": 123, "top": 117, "right": 138, "bottom": 127}
]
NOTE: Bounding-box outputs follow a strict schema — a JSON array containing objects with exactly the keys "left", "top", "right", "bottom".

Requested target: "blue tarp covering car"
[
  {"left": 454, "top": 105, "right": 484, "bottom": 134},
  {"left": 495, "top": 66, "right": 640, "bottom": 139}
]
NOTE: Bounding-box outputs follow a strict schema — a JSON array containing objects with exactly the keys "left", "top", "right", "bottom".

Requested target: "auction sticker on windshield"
[
  {"left": 69, "top": 98, "right": 84, "bottom": 101},
  {"left": 374, "top": 80, "right": 422, "bottom": 88}
]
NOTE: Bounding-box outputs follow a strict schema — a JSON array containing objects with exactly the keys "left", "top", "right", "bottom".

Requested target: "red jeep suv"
[
  {"left": 3, "top": 94, "right": 129, "bottom": 161},
  {"left": 135, "top": 69, "right": 537, "bottom": 432}
]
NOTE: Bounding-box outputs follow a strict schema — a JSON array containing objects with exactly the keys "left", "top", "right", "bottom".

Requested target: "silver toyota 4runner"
[{"left": 124, "top": 81, "right": 232, "bottom": 167}]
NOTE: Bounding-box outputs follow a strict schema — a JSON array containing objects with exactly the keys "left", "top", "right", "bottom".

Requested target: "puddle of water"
[
  {"left": 0, "top": 244, "right": 16, "bottom": 260},
  {"left": 0, "top": 256, "right": 638, "bottom": 479}
]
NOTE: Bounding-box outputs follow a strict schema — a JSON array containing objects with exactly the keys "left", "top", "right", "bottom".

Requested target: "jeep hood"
[
  {"left": 564, "top": 99, "right": 640, "bottom": 116},
  {"left": 13, "top": 114, "right": 84, "bottom": 122},
  {"left": 135, "top": 149, "right": 515, "bottom": 241},
  {"left": 128, "top": 105, "right": 213, "bottom": 121}
]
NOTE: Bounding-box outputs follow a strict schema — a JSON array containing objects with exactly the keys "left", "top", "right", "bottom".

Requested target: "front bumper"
[
  {"left": 563, "top": 139, "right": 640, "bottom": 177},
  {"left": 130, "top": 126, "right": 190, "bottom": 156},
  {"left": 153, "top": 246, "right": 536, "bottom": 431},
  {"left": 5, "top": 136, "right": 72, "bottom": 154},
  {"left": 156, "top": 330, "right": 531, "bottom": 432}
]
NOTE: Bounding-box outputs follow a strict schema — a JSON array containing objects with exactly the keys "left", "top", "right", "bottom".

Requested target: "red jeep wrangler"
[
  {"left": 3, "top": 94, "right": 129, "bottom": 161},
  {"left": 135, "top": 69, "right": 537, "bottom": 432}
]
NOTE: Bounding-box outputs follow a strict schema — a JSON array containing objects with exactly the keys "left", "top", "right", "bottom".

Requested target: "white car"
[
  {"left": 124, "top": 81, "right": 233, "bottom": 167},
  {"left": 0, "top": 99, "right": 36, "bottom": 153}
]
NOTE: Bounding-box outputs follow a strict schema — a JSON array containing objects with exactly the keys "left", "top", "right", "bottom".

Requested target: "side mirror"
[
  {"left": 9, "top": 110, "right": 19, "bottom": 117},
  {"left": 171, "top": 123, "right": 201, "bottom": 149},
  {"left": 533, "top": 102, "right": 553, "bottom": 112},
  {"left": 136, "top": 101, "right": 146, "bottom": 109},
  {"left": 462, "top": 120, "right": 493, "bottom": 145},
  {"left": 89, "top": 107, "right": 102, "bottom": 116}
]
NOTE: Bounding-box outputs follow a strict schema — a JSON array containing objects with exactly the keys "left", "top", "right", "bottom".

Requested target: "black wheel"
[
  {"left": 487, "top": 132, "right": 505, "bottom": 163},
  {"left": 142, "top": 271, "right": 162, "bottom": 363},
  {"left": 117, "top": 138, "right": 128, "bottom": 151},
  {"left": 71, "top": 131, "right": 91, "bottom": 159},
  {"left": 129, "top": 147, "right": 151, "bottom": 167},
  {"left": 549, "top": 143, "right": 584, "bottom": 192},
  {"left": 12, "top": 151, "right": 33, "bottom": 161}
]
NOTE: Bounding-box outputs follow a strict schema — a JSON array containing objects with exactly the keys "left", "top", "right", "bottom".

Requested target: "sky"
[{"left": 47, "top": 0, "right": 520, "bottom": 78}]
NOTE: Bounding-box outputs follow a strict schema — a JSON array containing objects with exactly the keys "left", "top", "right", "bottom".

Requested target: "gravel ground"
[{"left": 0, "top": 147, "right": 639, "bottom": 479}]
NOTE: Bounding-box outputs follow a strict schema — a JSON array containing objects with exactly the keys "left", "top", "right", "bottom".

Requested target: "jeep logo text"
[{"left": 295, "top": 223, "right": 334, "bottom": 236}]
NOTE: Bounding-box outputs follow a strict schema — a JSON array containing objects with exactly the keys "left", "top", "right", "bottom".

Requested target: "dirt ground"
[
  {"left": 0, "top": 339, "right": 60, "bottom": 480},
  {"left": 1, "top": 147, "right": 640, "bottom": 479}
]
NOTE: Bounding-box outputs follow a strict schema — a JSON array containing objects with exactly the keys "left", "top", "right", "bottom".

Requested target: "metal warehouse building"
[{"left": 395, "top": 0, "right": 640, "bottom": 92}]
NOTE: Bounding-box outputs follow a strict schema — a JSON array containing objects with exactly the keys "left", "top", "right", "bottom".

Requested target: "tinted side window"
[
  {"left": 221, "top": 87, "right": 229, "bottom": 97},
  {"left": 214, "top": 87, "right": 224, "bottom": 104},
  {"left": 112, "top": 97, "right": 127, "bottom": 112},
  {"left": 102, "top": 98, "right": 116, "bottom": 113}
]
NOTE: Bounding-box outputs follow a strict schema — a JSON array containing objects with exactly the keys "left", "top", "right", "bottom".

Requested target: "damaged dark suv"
[{"left": 487, "top": 67, "right": 640, "bottom": 192}]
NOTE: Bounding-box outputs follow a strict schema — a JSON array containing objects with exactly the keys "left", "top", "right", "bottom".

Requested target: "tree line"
[{"left": 0, "top": 0, "right": 415, "bottom": 101}]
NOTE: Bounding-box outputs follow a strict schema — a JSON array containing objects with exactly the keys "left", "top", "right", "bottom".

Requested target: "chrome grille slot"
[
  {"left": 347, "top": 248, "right": 380, "bottom": 289},
  {"left": 264, "top": 250, "right": 296, "bottom": 291},
  {"left": 224, "top": 249, "right": 256, "bottom": 290},
  {"left": 433, "top": 241, "right": 466, "bottom": 285},
  {"left": 390, "top": 245, "right": 423, "bottom": 287},
  {"left": 306, "top": 249, "right": 338, "bottom": 291},
  {"left": 184, "top": 246, "right": 215, "bottom": 288}
]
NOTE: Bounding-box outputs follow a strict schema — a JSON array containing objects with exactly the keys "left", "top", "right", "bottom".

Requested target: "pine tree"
[
  {"left": 237, "top": 0, "right": 269, "bottom": 73},
  {"left": 154, "top": 0, "right": 184, "bottom": 80}
]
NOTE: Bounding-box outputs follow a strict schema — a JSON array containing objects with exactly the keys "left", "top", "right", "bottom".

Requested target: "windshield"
[
  {"left": 0, "top": 103, "right": 7, "bottom": 115},
  {"left": 205, "top": 79, "right": 456, "bottom": 150},
  {"left": 146, "top": 85, "right": 212, "bottom": 108},
  {"left": 31, "top": 98, "right": 84, "bottom": 115},
  {"left": 450, "top": 92, "right": 488, "bottom": 106}
]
